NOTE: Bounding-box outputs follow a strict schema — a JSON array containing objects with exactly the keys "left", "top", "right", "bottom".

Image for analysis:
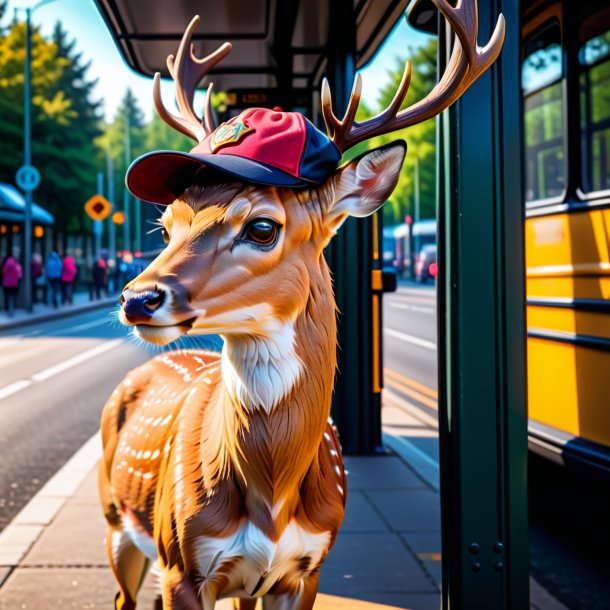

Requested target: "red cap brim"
[
  {"left": 126, "top": 152, "right": 205, "bottom": 205},
  {"left": 126, "top": 150, "right": 308, "bottom": 206}
]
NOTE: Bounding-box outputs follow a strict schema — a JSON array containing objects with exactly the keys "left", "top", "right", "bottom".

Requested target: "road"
[
  {"left": 2, "top": 283, "right": 609, "bottom": 609},
  {"left": 0, "top": 306, "right": 221, "bottom": 533},
  {"left": 0, "top": 307, "right": 147, "bottom": 531}
]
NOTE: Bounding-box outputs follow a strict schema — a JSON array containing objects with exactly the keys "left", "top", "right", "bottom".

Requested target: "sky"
[{"left": 6, "top": 0, "right": 433, "bottom": 123}]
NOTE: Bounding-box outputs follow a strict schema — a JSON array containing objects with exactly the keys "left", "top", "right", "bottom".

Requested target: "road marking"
[
  {"left": 384, "top": 368, "right": 438, "bottom": 400},
  {"left": 51, "top": 318, "right": 110, "bottom": 334},
  {"left": 383, "top": 388, "right": 439, "bottom": 429},
  {"left": 383, "top": 327, "right": 437, "bottom": 351},
  {"left": 388, "top": 302, "right": 435, "bottom": 314},
  {"left": 31, "top": 339, "right": 122, "bottom": 382},
  {"left": 0, "top": 379, "right": 32, "bottom": 400},
  {"left": 385, "top": 377, "right": 439, "bottom": 410}
]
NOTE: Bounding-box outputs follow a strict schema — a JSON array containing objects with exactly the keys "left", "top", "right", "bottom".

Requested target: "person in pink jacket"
[
  {"left": 61, "top": 254, "right": 78, "bottom": 305},
  {"left": 2, "top": 254, "right": 23, "bottom": 315}
]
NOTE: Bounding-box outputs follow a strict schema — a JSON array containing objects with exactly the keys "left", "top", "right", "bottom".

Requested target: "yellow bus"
[{"left": 523, "top": 0, "right": 610, "bottom": 473}]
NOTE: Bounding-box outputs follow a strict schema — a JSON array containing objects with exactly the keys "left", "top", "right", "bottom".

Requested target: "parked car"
[{"left": 415, "top": 244, "right": 437, "bottom": 283}]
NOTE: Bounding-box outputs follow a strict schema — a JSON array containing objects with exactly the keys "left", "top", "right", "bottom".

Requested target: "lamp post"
[
  {"left": 123, "top": 110, "right": 131, "bottom": 254},
  {"left": 20, "top": 0, "right": 58, "bottom": 312}
]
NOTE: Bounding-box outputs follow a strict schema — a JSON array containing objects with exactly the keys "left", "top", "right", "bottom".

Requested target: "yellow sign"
[
  {"left": 85, "top": 195, "right": 112, "bottom": 221},
  {"left": 112, "top": 211, "right": 125, "bottom": 225}
]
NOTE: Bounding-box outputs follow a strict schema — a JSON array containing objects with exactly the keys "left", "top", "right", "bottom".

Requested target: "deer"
[{"left": 98, "top": 2, "right": 504, "bottom": 608}]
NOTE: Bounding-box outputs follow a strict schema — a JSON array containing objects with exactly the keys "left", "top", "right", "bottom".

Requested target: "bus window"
[
  {"left": 522, "top": 21, "right": 565, "bottom": 202},
  {"left": 579, "top": 7, "right": 610, "bottom": 194}
]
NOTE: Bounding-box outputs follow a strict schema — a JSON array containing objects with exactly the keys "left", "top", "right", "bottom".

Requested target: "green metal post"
[
  {"left": 437, "top": 0, "right": 529, "bottom": 607},
  {"left": 325, "top": 0, "right": 381, "bottom": 455},
  {"left": 23, "top": 7, "right": 33, "bottom": 313}
]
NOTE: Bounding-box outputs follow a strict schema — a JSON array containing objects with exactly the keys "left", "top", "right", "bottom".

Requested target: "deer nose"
[{"left": 120, "top": 288, "right": 166, "bottom": 324}]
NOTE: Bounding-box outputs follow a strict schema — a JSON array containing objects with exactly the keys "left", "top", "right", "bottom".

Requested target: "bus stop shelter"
[{"left": 93, "top": 0, "right": 529, "bottom": 607}]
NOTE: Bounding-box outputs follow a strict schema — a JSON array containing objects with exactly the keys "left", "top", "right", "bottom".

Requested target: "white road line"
[
  {"left": 31, "top": 339, "right": 123, "bottom": 382},
  {"left": 53, "top": 318, "right": 110, "bottom": 334},
  {"left": 0, "top": 380, "right": 32, "bottom": 400},
  {"left": 388, "top": 302, "right": 435, "bottom": 314},
  {"left": 383, "top": 328, "right": 437, "bottom": 351}
]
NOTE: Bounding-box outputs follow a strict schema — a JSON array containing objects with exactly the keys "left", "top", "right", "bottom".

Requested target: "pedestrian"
[
  {"left": 61, "top": 253, "right": 77, "bottom": 305},
  {"left": 92, "top": 258, "right": 108, "bottom": 300},
  {"left": 2, "top": 254, "right": 22, "bottom": 315},
  {"left": 31, "top": 252, "right": 43, "bottom": 304},
  {"left": 46, "top": 251, "right": 63, "bottom": 308}
]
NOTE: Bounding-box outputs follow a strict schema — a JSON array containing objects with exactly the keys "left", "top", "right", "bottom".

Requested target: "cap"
[{"left": 126, "top": 107, "right": 342, "bottom": 205}]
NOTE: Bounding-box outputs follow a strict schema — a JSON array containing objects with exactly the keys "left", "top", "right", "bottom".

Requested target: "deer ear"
[{"left": 328, "top": 141, "right": 406, "bottom": 227}]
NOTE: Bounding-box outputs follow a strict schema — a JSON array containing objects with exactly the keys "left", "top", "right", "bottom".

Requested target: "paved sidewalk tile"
[
  {"left": 321, "top": 532, "right": 436, "bottom": 596},
  {"left": 22, "top": 501, "right": 107, "bottom": 567},
  {"left": 341, "top": 491, "right": 389, "bottom": 533},
  {"left": 0, "top": 567, "right": 119, "bottom": 610},
  {"left": 345, "top": 456, "right": 426, "bottom": 491},
  {"left": 367, "top": 490, "right": 441, "bottom": 533}
]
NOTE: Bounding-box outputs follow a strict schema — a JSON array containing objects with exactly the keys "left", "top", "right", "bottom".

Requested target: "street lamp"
[{"left": 19, "top": 0, "right": 59, "bottom": 312}]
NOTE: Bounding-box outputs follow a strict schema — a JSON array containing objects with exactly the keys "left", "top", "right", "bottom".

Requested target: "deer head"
[{"left": 119, "top": 2, "right": 505, "bottom": 348}]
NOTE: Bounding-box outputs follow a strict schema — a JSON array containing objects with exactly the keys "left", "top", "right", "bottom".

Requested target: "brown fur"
[{"left": 101, "top": 144, "right": 406, "bottom": 609}]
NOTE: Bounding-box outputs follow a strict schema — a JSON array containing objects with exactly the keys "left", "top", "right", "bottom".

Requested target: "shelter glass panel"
[
  {"left": 579, "top": 6, "right": 610, "bottom": 194},
  {"left": 522, "top": 20, "right": 565, "bottom": 202}
]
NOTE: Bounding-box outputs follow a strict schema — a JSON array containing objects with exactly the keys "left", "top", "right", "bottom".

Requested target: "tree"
[
  {"left": 345, "top": 39, "right": 438, "bottom": 226},
  {"left": 99, "top": 88, "right": 146, "bottom": 202},
  {"left": 144, "top": 112, "right": 193, "bottom": 152},
  {"left": 0, "top": 18, "right": 102, "bottom": 238}
]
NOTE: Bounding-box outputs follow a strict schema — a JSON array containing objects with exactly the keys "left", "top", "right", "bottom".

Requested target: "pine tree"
[
  {"left": 0, "top": 18, "right": 102, "bottom": 238},
  {"left": 376, "top": 39, "right": 437, "bottom": 225},
  {"left": 98, "top": 88, "right": 148, "bottom": 250},
  {"left": 342, "top": 39, "right": 438, "bottom": 226}
]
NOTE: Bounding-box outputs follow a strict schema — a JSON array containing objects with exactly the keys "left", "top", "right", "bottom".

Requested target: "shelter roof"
[
  {"left": 93, "top": 0, "right": 410, "bottom": 91},
  {"left": 0, "top": 184, "right": 55, "bottom": 226}
]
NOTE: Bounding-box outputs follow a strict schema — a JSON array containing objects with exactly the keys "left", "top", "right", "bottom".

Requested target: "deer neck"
[{"left": 207, "top": 260, "right": 337, "bottom": 535}]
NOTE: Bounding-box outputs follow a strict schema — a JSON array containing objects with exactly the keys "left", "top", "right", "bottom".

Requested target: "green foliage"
[
  {"left": 0, "top": 17, "right": 101, "bottom": 235},
  {"left": 349, "top": 38, "right": 438, "bottom": 226},
  {"left": 97, "top": 88, "right": 148, "bottom": 214}
]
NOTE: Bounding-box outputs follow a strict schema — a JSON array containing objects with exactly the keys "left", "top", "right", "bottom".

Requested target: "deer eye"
[{"left": 242, "top": 219, "right": 279, "bottom": 247}]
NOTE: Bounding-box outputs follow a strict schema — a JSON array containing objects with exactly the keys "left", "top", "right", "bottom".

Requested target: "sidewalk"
[
  {"left": 0, "top": 291, "right": 119, "bottom": 331},
  {"left": 0, "top": 390, "right": 568, "bottom": 610},
  {"left": 0, "top": 392, "right": 442, "bottom": 610}
]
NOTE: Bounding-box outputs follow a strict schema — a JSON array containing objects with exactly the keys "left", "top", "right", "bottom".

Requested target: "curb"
[
  {"left": 0, "top": 297, "right": 118, "bottom": 332},
  {"left": 0, "top": 433, "right": 101, "bottom": 570}
]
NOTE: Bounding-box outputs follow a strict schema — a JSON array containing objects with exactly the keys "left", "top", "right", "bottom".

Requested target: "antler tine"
[
  {"left": 321, "top": 75, "right": 363, "bottom": 151},
  {"left": 320, "top": 78, "right": 339, "bottom": 140},
  {"left": 322, "top": 0, "right": 505, "bottom": 152},
  {"left": 203, "top": 82, "right": 215, "bottom": 134},
  {"left": 153, "top": 15, "right": 232, "bottom": 142}
]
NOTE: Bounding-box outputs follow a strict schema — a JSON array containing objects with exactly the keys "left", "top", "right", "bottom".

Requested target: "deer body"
[
  {"left": 100, "top": 183, "right": 360, "bottom": 610},
  {"left": 99, "top": 4, "right": 504, "bottom": 607}
]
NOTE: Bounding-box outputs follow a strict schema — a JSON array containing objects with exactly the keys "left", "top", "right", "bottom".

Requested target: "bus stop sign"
[{"left": 16, "top": 165, "right": 41, "bottom": 192}]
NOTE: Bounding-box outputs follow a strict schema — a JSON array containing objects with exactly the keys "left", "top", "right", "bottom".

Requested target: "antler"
[
  {"left": 153, "top": 15, "right": 232, "bottom": 142},
  {"left": 321, "top": 0, "right": 505, "bottom": 152}
]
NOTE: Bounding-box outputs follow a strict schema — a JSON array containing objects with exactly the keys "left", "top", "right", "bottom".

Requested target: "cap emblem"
[{"left": 210, "top": 118, "right": 254, "bottom": 152}]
